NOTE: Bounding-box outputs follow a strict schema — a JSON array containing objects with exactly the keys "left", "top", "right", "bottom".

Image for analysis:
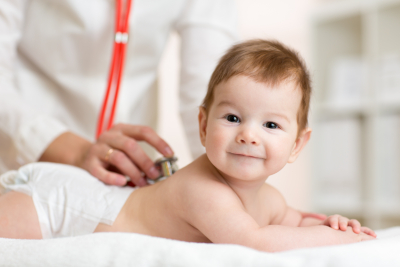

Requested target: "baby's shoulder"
[
  {"left": 180, "top": 171, "right": 238, "bottom": 203},
  {"left": 174, "top": 156, "right": 237, "bottom": 197},
  {"left": 259, "top": 183, "right": 287, "bottom": 215},
  {"left": 260, "top": 183, "right": 285, "bottom": 200}
]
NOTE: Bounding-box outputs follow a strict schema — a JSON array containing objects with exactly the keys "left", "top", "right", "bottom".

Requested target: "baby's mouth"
[{"left": 228, "top": 152, "right": 265, "bottom": 160}]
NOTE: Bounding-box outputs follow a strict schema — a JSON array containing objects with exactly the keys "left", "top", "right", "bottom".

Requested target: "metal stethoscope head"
[{"left": 147, "top": 156, "right": 178, "bottom": 184}]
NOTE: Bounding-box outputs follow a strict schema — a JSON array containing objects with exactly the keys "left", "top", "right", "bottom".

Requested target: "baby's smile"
[{"left": 227, "top": 151, "right": 265, "bottom": 160}]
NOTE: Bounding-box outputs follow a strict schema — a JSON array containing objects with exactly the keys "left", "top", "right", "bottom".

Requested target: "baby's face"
[{"left": 199, "top": 75, "right": 305, "bottom": 182}]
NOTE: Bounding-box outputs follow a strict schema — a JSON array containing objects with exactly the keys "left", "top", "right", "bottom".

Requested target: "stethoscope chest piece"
[{"left": 147, "top": 156, "right": 178, "bottom": 184}]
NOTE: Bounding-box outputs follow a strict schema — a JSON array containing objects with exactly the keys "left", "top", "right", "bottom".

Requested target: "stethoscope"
[
  {"left": 96, "top": 0, "right": 133, "bottom": 139},
  {"left": 96, "top": 0, "right": 178, "bottom": 180}
]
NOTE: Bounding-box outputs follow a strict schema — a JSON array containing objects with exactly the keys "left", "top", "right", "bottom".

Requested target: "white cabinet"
[{"left": 311, "top": 0, "right": 400, "bottom": 229}]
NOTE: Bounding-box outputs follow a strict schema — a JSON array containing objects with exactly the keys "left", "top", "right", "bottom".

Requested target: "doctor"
[{"left": 0, "top": 0, "right": 237, "bottom": 186}]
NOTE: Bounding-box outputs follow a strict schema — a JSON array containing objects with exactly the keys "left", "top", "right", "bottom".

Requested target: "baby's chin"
[
  {"left": 219, "top": 169, "right": 270, "bottom": 185},
  {"left": 207, "top": 156, "right": 269, "bottom": 182},
  {"left": 207, "top": 155, "right": 293, "bottom": 185}
]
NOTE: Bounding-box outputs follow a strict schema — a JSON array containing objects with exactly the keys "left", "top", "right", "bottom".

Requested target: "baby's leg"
[{"left": 0, "top": 191, "right": 42, "bottom": 239}]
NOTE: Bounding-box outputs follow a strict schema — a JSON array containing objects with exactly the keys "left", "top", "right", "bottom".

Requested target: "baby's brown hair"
[{"left": 201, "top": 39, "right": 311, "bottom": 135}]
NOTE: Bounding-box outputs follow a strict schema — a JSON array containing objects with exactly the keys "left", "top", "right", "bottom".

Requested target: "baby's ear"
[
  {"left": 198, "top": 107, "right": 207, "bottom": 147},
  {"left": 288, "top": 127, "right": 312, "bottom": 163}
]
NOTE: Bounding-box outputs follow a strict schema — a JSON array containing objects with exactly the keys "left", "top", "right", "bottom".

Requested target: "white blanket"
[{"left": 0, "top": 227, "right": 399, "bottom": 267}]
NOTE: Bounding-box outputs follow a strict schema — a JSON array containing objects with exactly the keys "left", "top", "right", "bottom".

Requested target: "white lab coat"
[{"left": 0, "top": 0, "right": 238, "bottom": 173}]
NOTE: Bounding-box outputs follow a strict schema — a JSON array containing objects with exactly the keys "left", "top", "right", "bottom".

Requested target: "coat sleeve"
[
  {"left": 0, "top": 0, "right": 67, "bottom": 173},
  {"left": 175, "top": 0, "right": 238, "bottom": 159}
]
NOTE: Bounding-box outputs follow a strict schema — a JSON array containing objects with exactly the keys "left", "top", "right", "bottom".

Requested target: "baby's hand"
[
  {"left": 321, "top": 214, "right": 377, "bottom": 237},
  {"left": 359, "top": 226, "right": 377, "bottom": 238},
  {"left": 338, "top": 227, "right": 376, "bottom": 244}
]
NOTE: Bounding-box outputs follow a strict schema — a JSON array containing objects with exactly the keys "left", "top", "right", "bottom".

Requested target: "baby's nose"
[
  {"left": 236, "top": 127, "right": 260, "bottom": 145},
  {"left": 240, "top": 139, "right": 258, "bottom": 145}
]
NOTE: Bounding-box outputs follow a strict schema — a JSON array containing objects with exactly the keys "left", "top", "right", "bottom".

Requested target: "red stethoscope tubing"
[{"left": 96, "top": 0, "right": 133, "bottom": 138}]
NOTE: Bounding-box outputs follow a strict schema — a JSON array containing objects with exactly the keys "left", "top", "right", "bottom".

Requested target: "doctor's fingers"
[
  {"left": 99, "top": 147, "right": 149, "bottom": 187},
  {"left": 79, "top": 143, "right": 138, "bottom": 186},
  {"left": 90, "top": 160, "right": 128, "bottom": 186},
  {"left": 80, "top": 145, "right": 127, "bottom": 186},
  {"left": 109, "top": 124, "right": 174, "bottom": 157},
  {"left": 80, "top": 147, "right": 127, "bottom": 186},
  {"left": 99, "top": 133, "right": 161, "bottom": 181}
]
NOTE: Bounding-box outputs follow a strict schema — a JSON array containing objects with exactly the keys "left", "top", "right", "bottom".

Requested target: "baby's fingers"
[
  {"left": 361, "top": 227, "right": 377, "bottom": 238},
  {"left": 323, "top": 215, "right": 340, "bottom": 230},
  {"left": 348, "top": 219, "right": 361, "bottom": 233},
  {"left": 338, "top": 216, "right": 350, "bottom": 231}
]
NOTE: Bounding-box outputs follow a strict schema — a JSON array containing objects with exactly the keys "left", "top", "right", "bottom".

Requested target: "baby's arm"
[
  {"left": 279, "top": 207, "right": 325, "bottom": 227},
  {"left": 182, "top": 181, "right": 374, "bottom": 252}
]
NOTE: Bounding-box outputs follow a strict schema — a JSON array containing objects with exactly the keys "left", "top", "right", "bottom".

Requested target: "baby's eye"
[
  {"left": 225, "top": 114, "right": 240, "bottom": 123},
  {"left": 263, "top": 122, "right": 278, "bottom": 129}
]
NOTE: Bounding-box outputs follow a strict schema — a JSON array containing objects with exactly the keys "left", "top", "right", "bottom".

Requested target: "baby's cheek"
[
  {"left": 205, "top": 124, "right": 226, "bottom": 149},
  {"left": 205, "top": 134, "right": 221, "bottom": 153},
  {"left": 205, "top": 130, "right": 228, "bottom": 167},
  {"left": 266, "top": 143, "right": 292, "bottom": 172}
]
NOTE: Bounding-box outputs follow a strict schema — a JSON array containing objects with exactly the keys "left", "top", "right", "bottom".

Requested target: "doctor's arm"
[
  {"left": 0, "top": 0, "right": 68, "bottom": 172},
  {"left": 175, "top": 0, "right": 238, "bottom": 159},
  {"left": 0, "top": 1, "right": 173, "bottom": 186}
]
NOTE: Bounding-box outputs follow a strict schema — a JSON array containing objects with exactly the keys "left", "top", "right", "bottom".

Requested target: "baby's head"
[
  {"left": 199, "top": 39, "right": 312, "bottom": 181},
  {"left": 202, "top": 39, "right": 311, "bottom": 135}
]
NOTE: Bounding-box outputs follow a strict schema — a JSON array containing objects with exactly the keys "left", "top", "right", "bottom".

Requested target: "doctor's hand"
[{"left": 38, "top": 125, "right": 174, "bottom": 186}]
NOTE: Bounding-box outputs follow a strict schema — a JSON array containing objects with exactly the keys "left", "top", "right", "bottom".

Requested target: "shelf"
[
  {"left": 312, "top": 102, "right": 369, "bottom": 120},
  {"left": 311, "top": 0, "right": 400, "bottom": 229},
  {"left": 313, "top": 0, "right": 400, "bottom": 23},
  {"left": 312, "top": 0, "right": 364, "bottom": 24},
  {"left": 377, "top": 201, "right": 400, "bottom": 217},
  {"left": 314, "top": 200, "right": 400, "bottom": 220},
  {"left": 379, "top": 101, "right": 400, "bottom": 113},
  {"left": 312, "top": 100, "right": 400, "bottom": 120}
]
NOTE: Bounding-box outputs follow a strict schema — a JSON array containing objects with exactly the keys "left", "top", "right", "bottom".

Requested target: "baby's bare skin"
[
  {"left": 95, "top": 154, "right": 375, "bottom": 252},
  {"left": 96, "top": 154, "right": 286, "bottom": 241},
  {"left": 96, "top": 155, "right": 216, "bottom": 242}
]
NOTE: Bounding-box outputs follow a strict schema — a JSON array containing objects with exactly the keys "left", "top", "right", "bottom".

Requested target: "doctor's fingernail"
[
  {"left": 149, "top": 166, "right": 160, "bottom": 178},
  {"left": 137, "top": 177, "right": 148, "bottom": 187},
  {"left": 115, "top": 176, "right": 127, "bottom": 186},
  {"left": 164, "top": 147, "right": 173, "bottom": 156}
]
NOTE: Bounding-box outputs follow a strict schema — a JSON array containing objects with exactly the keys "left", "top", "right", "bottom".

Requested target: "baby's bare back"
[{"left": 96, "top": 157, "right": 219, "bottom": 242}]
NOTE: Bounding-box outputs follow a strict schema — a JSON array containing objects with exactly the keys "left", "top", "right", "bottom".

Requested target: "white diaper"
[{"left": 0, "top": 162, "right": 135, "bottom": 239}]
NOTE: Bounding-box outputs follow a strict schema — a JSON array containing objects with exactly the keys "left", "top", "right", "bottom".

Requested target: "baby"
[{"left": 0, "top": 40, "right": 376, "bottom": 252}]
